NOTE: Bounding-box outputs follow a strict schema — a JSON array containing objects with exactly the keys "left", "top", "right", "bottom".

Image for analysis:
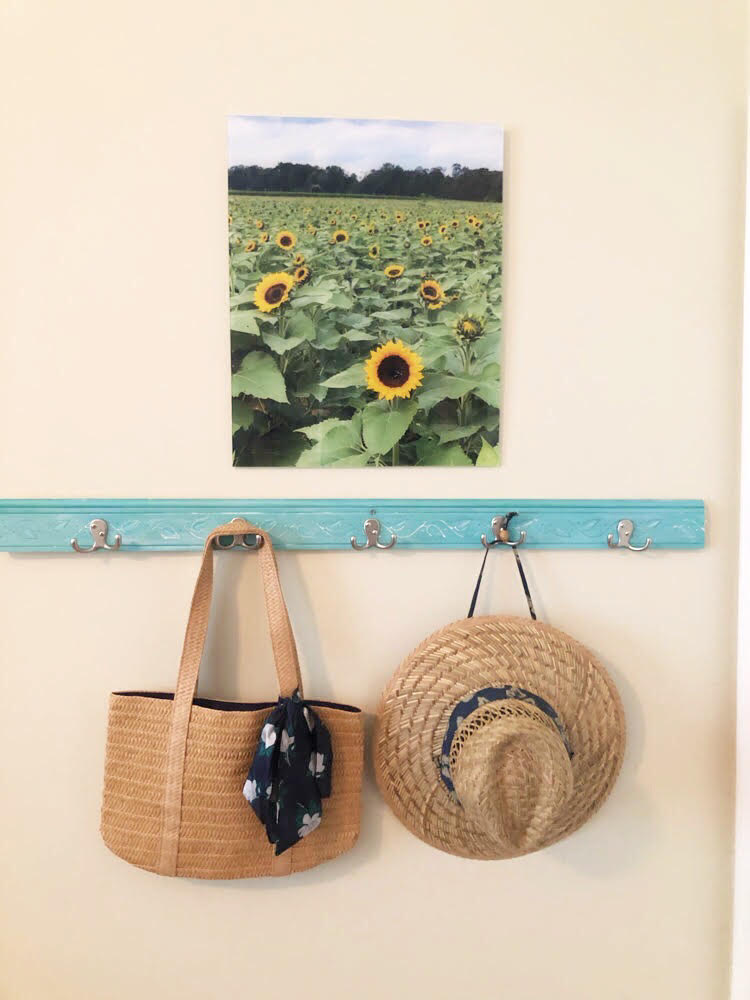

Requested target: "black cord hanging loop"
[{"left": 469, "top": 513, "right": 537, "bottom": 620}]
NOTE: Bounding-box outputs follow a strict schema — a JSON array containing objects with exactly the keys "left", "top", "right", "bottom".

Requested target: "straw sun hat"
[{"left": 374, "top": 532, "right": 626, "bottom": 860}]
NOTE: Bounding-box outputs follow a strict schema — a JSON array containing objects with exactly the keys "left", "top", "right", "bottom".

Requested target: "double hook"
[
  {"left": 607, "top": 518, "right": 652, "bottom": 552},
  {"left": 481, "top": 512, "right": 527, "bottom": 549},
  {"left": 71, "top": 518, "right": 122, "bottom": 553},
  {"left": 351, "top": 516, "right": 396, "bottom": 550}
]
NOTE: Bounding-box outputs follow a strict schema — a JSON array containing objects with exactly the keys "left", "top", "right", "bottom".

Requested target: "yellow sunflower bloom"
[
  {"left": 369, "top": 243, "right": 379, "bottom": 259},
  {"left": 364, "top": 339, "right": 424, "bottom": 401},
  {"left": 384, "top": 264, "right": 404, "bottom": 279},
  {"left": 293, "top": 253, "right": 305, "bottom": 266},
  {"left": 438, "top": 224, "right": 447, "bottom": 235},
  {"left": 417, "top": 220, "right": 427, "bottom": 230},
  {"left": 329, "top": 217, "right": 337, "bottom": 225},
  {"left": 244, "top": 240, "right": 257, "bottom": 252},
  {"left": 228, "top": 214, "right": 233, "bottom": 225},
  {"left": 253, "top": 272, "right": 295, "bottom": 313},
  {"left": 260, "top": 232, "right": 269, "bottom": 243},
  {"left": 331, "top": 229, "right": 349, "bottom": 244},
  {"left": 276, "top": 230, "right": 296, "bottom": 250},
  {"left": 419, "top": 278, "right": 444, "bottom": 308},
  {"left": 256, "top": 220, "right": 264, "bottom": 229},
  {"left": 467, "top": 215, "right": 477, "bottom": 225},
  {"left": 421, "top": 235, "right": 433, "bottom": 247},
  {"left": 294, "top": 265, "right": 311, "bottom": 284},
  {"left": 395, "top": 212, "right": 405, "bottom": 222},
  {"left": 451, "top": 219, "right": 460, "bottom": 228}
]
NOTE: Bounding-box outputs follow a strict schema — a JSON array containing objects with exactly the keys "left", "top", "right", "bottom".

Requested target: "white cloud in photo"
[{"left": 228, "top": 116, "right": 503, "bottom": 177}]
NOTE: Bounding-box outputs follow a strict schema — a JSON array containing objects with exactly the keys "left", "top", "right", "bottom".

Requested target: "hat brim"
[{"left": 374, "top": 616, "right": 626, "bottom": 859}]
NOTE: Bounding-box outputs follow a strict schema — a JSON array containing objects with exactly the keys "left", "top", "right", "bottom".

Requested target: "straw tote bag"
[{"left": 100, "top": 519, "right": 364, "bottom": 879}]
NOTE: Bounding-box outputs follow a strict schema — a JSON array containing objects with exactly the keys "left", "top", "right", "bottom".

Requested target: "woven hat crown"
[{"left": 449, "top": 700, "right": 574, "bottom": 854}]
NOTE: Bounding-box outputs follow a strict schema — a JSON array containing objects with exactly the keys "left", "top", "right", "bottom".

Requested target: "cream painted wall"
[{"left": 0, "top": 2, "right": 745, "bottom": 998}]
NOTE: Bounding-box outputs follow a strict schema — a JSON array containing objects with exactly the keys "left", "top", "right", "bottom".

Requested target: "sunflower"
[
  {"left": 451, "top": 219, "right": 460, "bottom": 228},
  {"left": 467, "top": 215, "right": 477, "bottom": 226},
  {"left": 367, "top": 222, "right": 377, "bottom": 234},
  {"left": 244, "top": 240, "right": 257, "bottom": 252},
  {"left": 256, "top": 219, "right": 264, "bottom": 229},
  {"left": 329, "top": 217, "right": 337, "bottom": 225},
  {"left": 416, "top": 220, "right": 427, "bottom": 230},
  {"left": 395, "top": 212, "right": 405, "bottom": 222},
  {"left": 253, "top": 272, "right": 295, "bottom": 313},
  {"left": 260, "top": 232, "right": 269, "bottom": 243},
  {"left": 419, "top": 278, "right": 444, "bottom": 308},
  {"left": 307, "top": 224, "right": 317, "bottom": 235},
  {"left": 384, "top": 264, "right": 404, "bottom": 279},
  {"left": 331, "top": 229, "right": 349, "bottom": 244},
  {"left": 438, "top": 224, "right": 447, "bottom": 235},
  {"left": 294, "top": 265, "right": 311, "bottom": 284},
  {"left": 421, "top": 235, "right": 433, "bottom": 247},
  {"left": 364, "top": 340, "right": 424, "bottom": 401},
  {"left": 276, "top": 230, "right": 296, "bottom": 250},
  {"left": 455, "top": 314, "right": 484, "bottom": 343},
  {"left": 293, "top": 253, "right": 305, "bottom": 266},
  {"left": 368, "top": 243, "right": 379, "bottom": 259},
  {"left": 228, "top": 214, "right": 233, "bottom": 225}
]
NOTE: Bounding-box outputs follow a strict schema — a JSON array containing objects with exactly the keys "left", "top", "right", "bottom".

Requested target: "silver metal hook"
[
  {"left": 481, "top": 514, "right": 527, "bottom": 549},
  {"left": 213, "top": 517, "right": 263, "bottom": 550},
  {"left": 351, "top": 517, "right": 396, "bottom": 551},
  {"left": 71, "top": 518, "right": 122, "bottom": 553},
  {"left": 607, "top": 518, "right": 652, "bottom": 551}
]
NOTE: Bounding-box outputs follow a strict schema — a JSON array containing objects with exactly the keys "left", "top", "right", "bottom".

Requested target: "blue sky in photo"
[{"left": 228, "top": 115, "right": 504, "bottom": 177}]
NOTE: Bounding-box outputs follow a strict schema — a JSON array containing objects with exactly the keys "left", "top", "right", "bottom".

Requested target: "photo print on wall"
[{"left": 228, "top": 115, "right": 503, "bottom": 467}]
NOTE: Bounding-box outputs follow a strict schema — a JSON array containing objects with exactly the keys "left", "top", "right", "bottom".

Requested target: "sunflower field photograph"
[{"left": 228, "top": 115, "right": 503, "bottom": 467}]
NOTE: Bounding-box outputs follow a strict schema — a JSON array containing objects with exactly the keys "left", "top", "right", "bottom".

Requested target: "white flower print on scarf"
[
  {"left": 261, "top": 723, "right": 277, "bottom": 749},
  {"left": 308, "top": 752, "right": 326, "bottom": 777},
  {"left": 298, "top": 812, "right": 321, "bottom": 838},
  {"left": 280, "top": 729, "right": 295, "bottom": 754}
]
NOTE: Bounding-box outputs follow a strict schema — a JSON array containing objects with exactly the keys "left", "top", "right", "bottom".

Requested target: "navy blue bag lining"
[{"left": 114, "top": 691, "right": 361, "bottom": 714}]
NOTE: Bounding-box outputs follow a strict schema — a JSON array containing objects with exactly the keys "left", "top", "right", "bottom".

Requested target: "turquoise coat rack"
[{"left": 0, "top": 498, "right": 705, "bottom": 552}]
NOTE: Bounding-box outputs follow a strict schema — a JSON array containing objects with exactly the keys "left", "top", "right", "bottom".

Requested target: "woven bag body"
[{"left": 101, "top": 520, "right": 364, "bottom": 879}]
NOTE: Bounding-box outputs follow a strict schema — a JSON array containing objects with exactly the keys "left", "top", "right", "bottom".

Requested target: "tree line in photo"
[{"left": 228, "top": 162, "right": 503, "bottom": 202}]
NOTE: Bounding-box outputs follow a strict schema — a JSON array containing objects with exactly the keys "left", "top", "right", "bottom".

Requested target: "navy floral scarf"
[{"left": 243, "top": 691, "right": 333, "bottom": 855}]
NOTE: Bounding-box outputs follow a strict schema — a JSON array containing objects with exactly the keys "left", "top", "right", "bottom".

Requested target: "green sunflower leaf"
[
  {"left": 416, "top": 373, "right": 479, "bottom": 411},
  {"left": 231, "top": 351, "right": 288, "bottom": 403},
  {"left": 370, "top": 307, "right": 412, "bottom": 321},
  {"left": 230, "top": 310, "right": 260, "bottom": 335},
  {"left": 418, "top": 442, "right": 473, "bottom": 466},
  {"left": 295, "top": 424, "right": 366, "bottom": 466},
  {"left": 286, "top": 311, "right": 316, "bottom": 341},
  {"left": 295, "top": 418, "right": 352, "bottom": 442},
  {"left": 320, "top": 362, "right": 367, "bottom": 389},
  {"left": 231, "top": 397, "right": 256, "bottom": 433},
  {"left": 362, "top": 399, "right": 418, "bottom": 455},
  {"left": 475, "top": 437, "right": 500, "bottom": 467},
  {"left": 262, "top": 333, "right": 305, "bottom": 354}
]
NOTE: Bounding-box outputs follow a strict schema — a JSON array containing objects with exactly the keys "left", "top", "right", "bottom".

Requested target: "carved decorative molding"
[{"left": 0, "top": 499, "right": 705, "bottom": 552}]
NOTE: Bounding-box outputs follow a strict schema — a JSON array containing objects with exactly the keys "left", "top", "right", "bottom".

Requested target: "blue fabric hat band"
[{"left": 437, "top": 686, "right": 573, "bottom": 799}]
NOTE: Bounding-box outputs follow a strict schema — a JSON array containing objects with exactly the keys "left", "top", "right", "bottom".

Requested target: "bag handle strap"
[{"left": 157, "top": 518, "right": 301, "bottom": 875}]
